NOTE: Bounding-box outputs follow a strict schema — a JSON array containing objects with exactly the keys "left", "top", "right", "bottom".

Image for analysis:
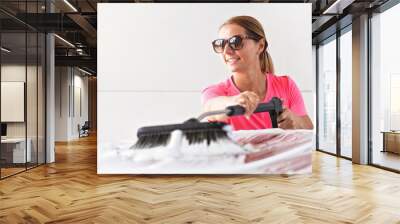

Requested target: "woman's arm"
[
  {"left": 202, "top": 91, "right": 260, "bottom": 122},
  {"left": 298, "top": 115, "right": 314, "bottom": 129},
  {"left": 279, "top": 76, "right": 313, "bottom": 129},
  {"left": 203, "top": 96, "right": 234, "bottom": 121},
  {"left": 277, "top": 108, "right": 314, "bottom": 129}
]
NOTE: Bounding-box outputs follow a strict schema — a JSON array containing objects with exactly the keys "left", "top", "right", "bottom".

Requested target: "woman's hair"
[{"left": 220, "top": 16, "right": 275, "bottom": 74}]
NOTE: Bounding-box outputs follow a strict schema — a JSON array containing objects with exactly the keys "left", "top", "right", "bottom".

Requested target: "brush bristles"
[
  {"left": 132, "top": 127, "right": 229, "bottom": 149},
  {"left": 185, "top": 129, "right": 229, "bottom": 145},
  {"left": 133, "top": 134, "right": 171, "bottom": 149}
]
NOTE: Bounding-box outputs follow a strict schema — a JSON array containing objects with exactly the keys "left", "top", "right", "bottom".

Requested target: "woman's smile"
[{"left": 226, "top": 57, "right": 240, "bottom": 65}]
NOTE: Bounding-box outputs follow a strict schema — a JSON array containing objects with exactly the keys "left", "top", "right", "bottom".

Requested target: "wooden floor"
[
  {"left": 1, "top": 135, "right": 400, "bottom": 223},
  {"left": 0, "top": 167, "right": 26, "bottom": 178},
  {"left": 1, "top": 163, "right": 43, "bottom": 178}
]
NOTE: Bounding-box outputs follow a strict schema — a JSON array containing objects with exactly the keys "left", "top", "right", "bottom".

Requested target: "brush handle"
[
  {"left": 225, "top": 97, "right": 283, "bottom": 128},
  {"left": 254, "top": 97, "right": 283, "bottom": 114},
  {"left": 226, "top": 97, "right": 283, "bottom": 116},
  {"left": 225, "top": 105, "right": 246, "bottom": 116}
]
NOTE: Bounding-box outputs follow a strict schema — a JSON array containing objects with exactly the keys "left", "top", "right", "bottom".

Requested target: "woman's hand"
[
  {"left": 277, "top": 107, "right": 314, "bottom": 129},
  {"left": 231, "top": 91, "right": 260, "bottom": 119},
  {"left": 203, "top": 91, "right": 260, "bottom": 122}
]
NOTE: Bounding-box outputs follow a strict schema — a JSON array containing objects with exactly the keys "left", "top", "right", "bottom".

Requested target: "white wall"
[
  {"left": 98, "top": 3, "right": 314, "bottom": 147},
  {"left": 55, "top": 67, "right": 69, "bottom": 141},
  {"left": 55, "top": 67, "right": 89, "bottom": 141}
]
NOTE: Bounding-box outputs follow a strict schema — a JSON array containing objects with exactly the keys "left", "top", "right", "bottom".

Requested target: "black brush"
[{"left": 132, "top": 97, "right": 283, "bottom": 149}]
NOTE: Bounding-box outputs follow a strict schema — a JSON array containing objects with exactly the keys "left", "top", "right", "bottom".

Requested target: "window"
[
  {"left": 339, "top": 28, "right": 352, "bottom": 158},
  {"left": 318, "top": 36, "right": 337, "bottom": 155},
  {"left": 371, "top": 2, "right": 400, "bottom": 171}
]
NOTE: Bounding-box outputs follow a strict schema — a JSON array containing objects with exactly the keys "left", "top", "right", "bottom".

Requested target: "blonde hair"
[{"left": 221, "top": 16, "right": 275, "bottom": 74}]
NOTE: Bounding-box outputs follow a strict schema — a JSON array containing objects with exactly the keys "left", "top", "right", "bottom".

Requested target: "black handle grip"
[
  {"left": 225, "top": 105, "right": 246, "bottom": 116},
  {"left": 225, "top": 97, "right": 283, "bottom": 128},
  {"left": 254, "top": 97, "right": 283, "bottom": 114}
]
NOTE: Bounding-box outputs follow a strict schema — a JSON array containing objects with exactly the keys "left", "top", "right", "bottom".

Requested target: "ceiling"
[{"left": 0, "top": 0, "right": 392, "bottom": 75}]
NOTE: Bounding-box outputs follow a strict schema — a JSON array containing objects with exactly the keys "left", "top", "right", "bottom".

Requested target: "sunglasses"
[{"left": 212, "top": 35, "right": 258, "bottom": 53}]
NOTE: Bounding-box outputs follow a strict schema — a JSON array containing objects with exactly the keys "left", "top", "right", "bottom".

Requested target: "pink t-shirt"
[{"left": 201, "top": 73, "right": 307, "bottom": 130}]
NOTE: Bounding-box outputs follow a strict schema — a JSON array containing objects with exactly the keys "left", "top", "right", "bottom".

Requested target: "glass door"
[
  {"left": 339, "top": 28, "right": 352, "bottom": 158},
  {"left": 317, "top": 36, "right": 337, "bottom": 155},
  {"left": 1, "top": 31, "right": 28, "bottom": 178},
  {"left": 370, "top": 3, "right": 400, "bottom": 171}
]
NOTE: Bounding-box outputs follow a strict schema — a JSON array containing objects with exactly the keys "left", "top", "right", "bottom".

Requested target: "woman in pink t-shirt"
[{"left": 202, "top": 16, "right": 313, "bottom": 130}]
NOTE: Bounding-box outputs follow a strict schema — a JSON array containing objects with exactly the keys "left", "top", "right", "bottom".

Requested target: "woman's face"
[{"left": 218, "top": 24, "right": 264, "bottom": 73}]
